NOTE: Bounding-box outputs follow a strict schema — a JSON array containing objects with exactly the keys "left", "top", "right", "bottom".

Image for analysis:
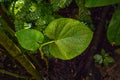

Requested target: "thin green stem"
[
  {"left": 41, "top": 41, "right": 55, "bottom": 48},
  {"left": 0, "top": 69, "right": 29, "bottom": 79},
  {"left": 12, "top": 0, "right": 16, "bottom": 17},
  {"left": 28, "top": 54, "right": 42, "bottom": 69},
  {"left": 39, "top": 40, "right": 55, "bottom": 59},
  {"left": 39, "top": 41, "right": 55, "bottom": 70}
]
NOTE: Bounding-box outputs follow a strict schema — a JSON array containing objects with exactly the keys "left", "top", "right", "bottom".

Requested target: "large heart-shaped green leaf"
[
  {"left": 85, "top": 0, "right": 120, "bottom": 7},
  {"left": 16, "top": 29, "right": 44, "bottom": 51},
  {"left": 45, "top": 18, "right": 93, "bottom": 60},
  {"left": 107, "top": 6, "right": 120, "bottom": 45}
]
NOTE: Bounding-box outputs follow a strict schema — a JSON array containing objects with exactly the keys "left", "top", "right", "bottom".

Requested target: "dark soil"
[
  {"left": 0, "top": 46, "right": 29, "bottom": 80},
  {"left": 1, "top": 43, "right": 120, "bottom": 80}
]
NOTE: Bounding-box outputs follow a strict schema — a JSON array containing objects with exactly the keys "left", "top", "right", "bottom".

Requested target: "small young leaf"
[
  {"left": 94, "top": 54, "right": 103, "bottom": 64},
  {"left": 45, "top": 18, "right": 93, "bottom": 60},
  {"left": 107, "top": 6, "right": 120, "bottom": 45},
  {"left": 16, "top": 29, "right": 44, "bottom": 51},
  {"left": 103, "top": 56, "right": 114, "bottom": 66},
  {"left": 85, "top": 0, "right": 120, "bottom": 7}
]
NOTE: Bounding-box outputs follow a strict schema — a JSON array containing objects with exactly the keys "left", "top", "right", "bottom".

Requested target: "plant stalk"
[
  {"left": 39, "top": 40, "right": 55, "bottom": 70},
  {"left": 0, "top": 29, "right": 43, "bottom": 80},
  {"left": 0, "top": 69, "right": 29, "bottom": 79}
]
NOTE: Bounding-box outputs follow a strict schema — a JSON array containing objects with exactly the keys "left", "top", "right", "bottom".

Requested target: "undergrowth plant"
[
  {"left": 0, "top": 0, "right": 120, "bottom": 80},
  {"left": 94, "top": 49, "right": 114, "bottom": 66}
]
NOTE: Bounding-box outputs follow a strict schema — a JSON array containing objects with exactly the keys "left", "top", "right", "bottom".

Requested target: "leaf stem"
[
  {"left": 41, "top": 41, "right": 55, "bottom": 48},
  {"left": 39, "top": 40, "right": 55, "bottom": 58},
  {"left": 39, "top": 40, "right": 55, "bottom": 70}
]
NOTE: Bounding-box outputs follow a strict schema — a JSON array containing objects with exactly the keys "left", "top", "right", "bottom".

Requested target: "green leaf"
[
  {"left": 94, "top": 54, "right": 103, "bottom": 64},
  {"left": 45, "top": 18, "right": 93, "bottom": 60},
  {"left": 107, "top": 6, "right": 120, "bottom": 45},
  {"left": 9, "top": 0, "right": 25, "bottom": 15},
  {"left": 75, "top": 0, "right": 94, "bottom": 30},
  {"left": 85, "top": 0, "right": 120, "bottom": 7},
  {"left": 16, "top": 29, "right": 44, "bottom": 51},
  {"left": 103, "top": 56, "right": 114, "bottom": 66},
  {"left": 14, "top": 20, "right": 24, "bottom": 31},
  {"left": 50, "top": 0, "right": 72, "bottom": 11}
]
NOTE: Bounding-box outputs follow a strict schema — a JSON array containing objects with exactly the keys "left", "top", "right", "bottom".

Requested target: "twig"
[{"left": 0, "top": 69, "right": 29, "bottom": 79}]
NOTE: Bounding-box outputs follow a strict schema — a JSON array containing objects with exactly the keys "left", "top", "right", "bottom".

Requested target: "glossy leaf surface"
[
  {"left": 85, "top": 0, "right": 120, "bottom": 7},
  {"left": 45, "top": 18, "right": 93, "bottom": 60},
  {"left": 107, "top": 6, "right": 120, "bottom": 45},
  {"left": 16, "top": 29, "right": 44, "bottom": 51}
]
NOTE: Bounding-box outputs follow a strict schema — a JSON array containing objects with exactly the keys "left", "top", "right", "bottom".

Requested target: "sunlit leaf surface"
[
  {"left": 16, "top": 29, "right": 44, "bottom": 51},
  {"left": 45, "top": 18, "right": 93, "bottom": 60}
]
